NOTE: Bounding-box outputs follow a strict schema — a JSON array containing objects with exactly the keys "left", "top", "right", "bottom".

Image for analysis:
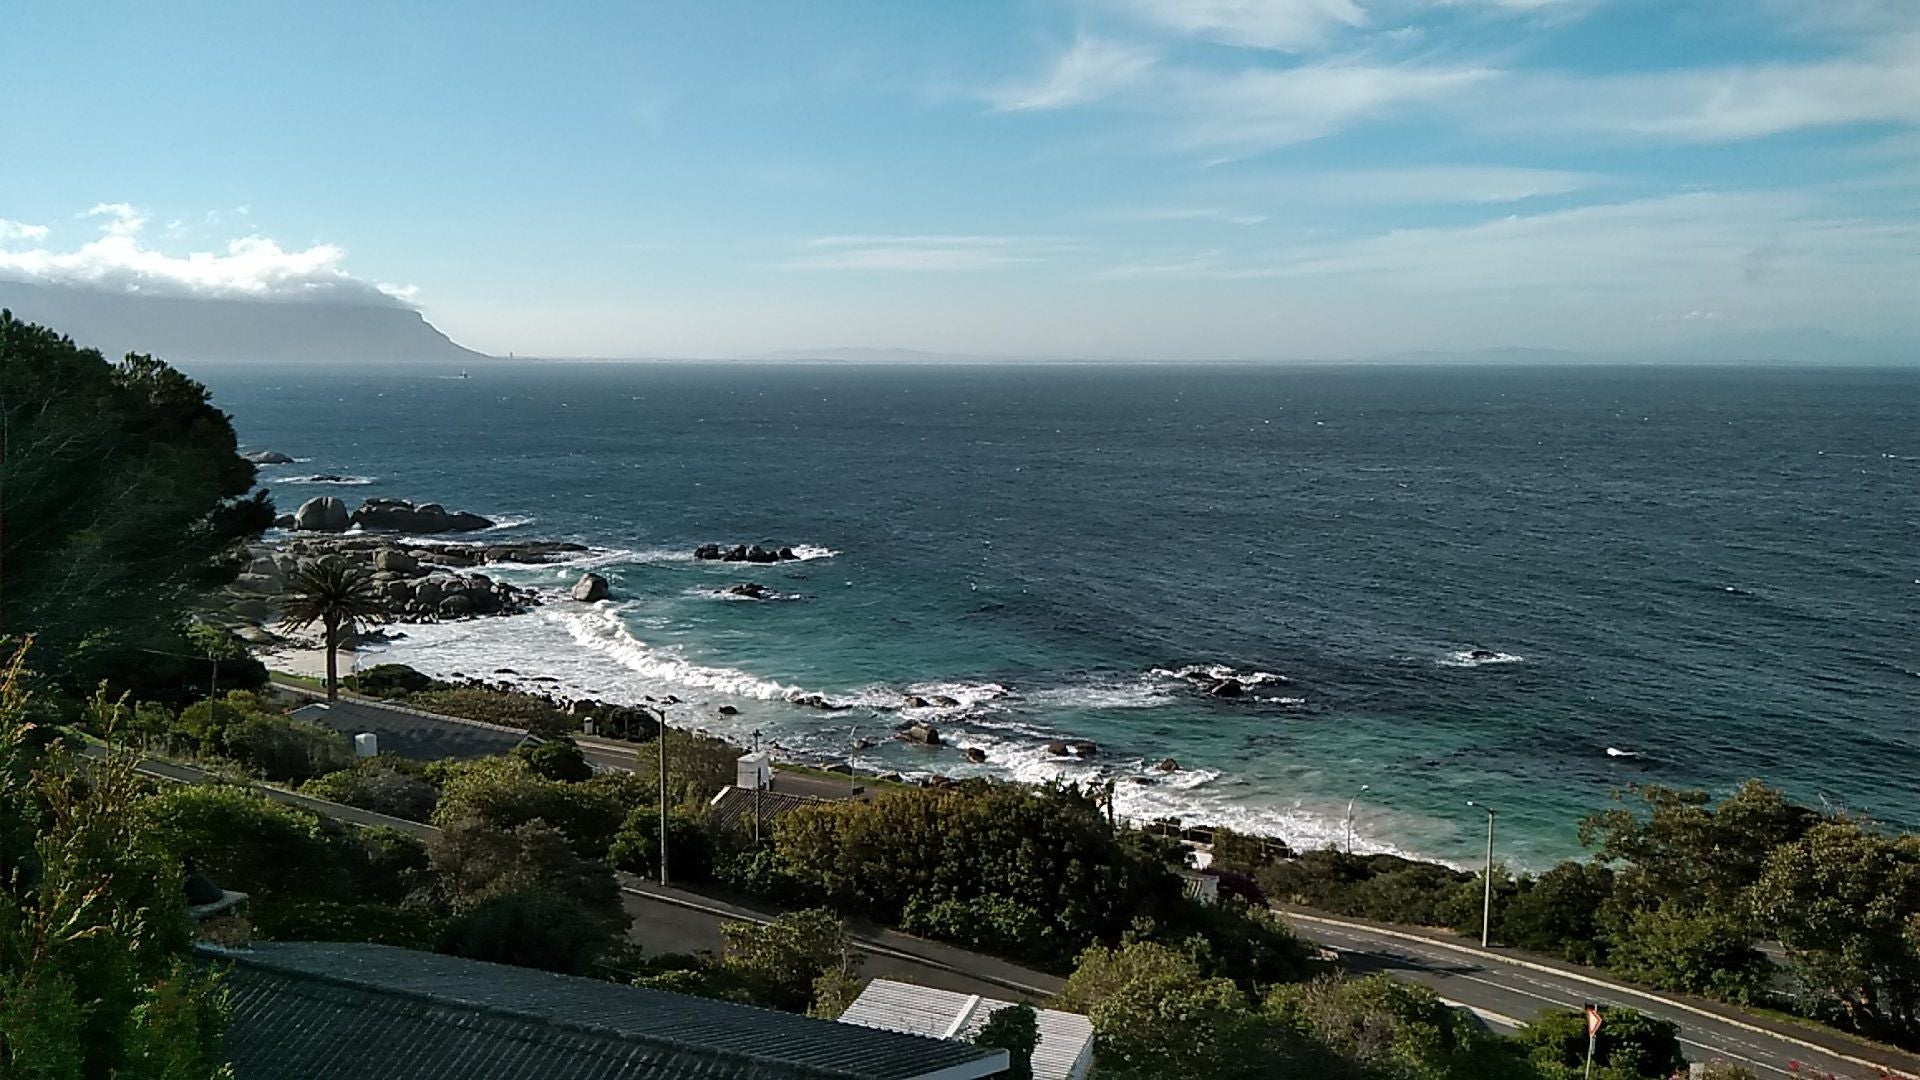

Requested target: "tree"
[
  {"left": 1581, "top": 781, "right": 1816, "bottom": 917},
  {"left": 974, "top": 1003, "right": 1039, "bottom": 1080},
  {"left": 136, "top": 783, "right": 352, "bottom": 904},
  {"left": 0, "top": 650, "right": 232, "bottom": 1077},
  {"left": 302, "top": 758, "right": 440, "bottom": 822},
  {"left": 1602, "top": 903, "right": 1769, "bottom": 1002},
  {"left": 1496, "top": 861, "right": 1615, "bottom": 965},
  {"left": 1263, "top": 975, "right": 1536, "bottom": 1080},
  {"left": 428, "top": 817, "right": 628, "bottom": 974},
  {"left": 515, "top": 736, "right": 593, "bottom": 783},
  {"left": 278, "top": 557, "right": 387, "bottom": 701},
  {"left": 1750, "top": 820, "right": 1920, "bottom": 1043},
  {"left": 0, "top": 314, "right": 273, "bottom": 684},
  {"left": 718, "top": 908, "right": 859, "bottom": 1014},
  {"left": 1054, "top": 940, "right": 1267, "bottom": 1079},
  {"left": 429, "top": 757, "right": 625, "bottom": 858}
]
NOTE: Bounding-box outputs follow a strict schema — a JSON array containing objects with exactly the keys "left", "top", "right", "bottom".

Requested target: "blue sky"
[{"left": 2, "top": 0, "right": 1916, "bottom": 358}]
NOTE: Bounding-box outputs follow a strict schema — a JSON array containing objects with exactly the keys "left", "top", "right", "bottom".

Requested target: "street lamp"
[
  {"left": 1345, "top": 784, "right": 1370, "bottom": 855},
  {"left": 1466, "top": 800, "right": 1495, "bottom": 947}
]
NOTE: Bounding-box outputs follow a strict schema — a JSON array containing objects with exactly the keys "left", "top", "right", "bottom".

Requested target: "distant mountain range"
[{"left": 0, "top": 280, "right": 485, "bottom": 362}]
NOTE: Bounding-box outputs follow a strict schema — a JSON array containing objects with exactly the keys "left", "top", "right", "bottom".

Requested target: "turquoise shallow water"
[{"left": 192, "top": 361, "right": 1920, "bottom": 868}]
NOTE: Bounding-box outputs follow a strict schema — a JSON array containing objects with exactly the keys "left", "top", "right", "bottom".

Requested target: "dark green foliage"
[
  {"left": 717, "top": 908, "right": 858, "bottom": 1015},
  {"left": 136, "top": 783, "right": 353, "bottom": 902},
  {"left": 1518, "top": 1006, "right": 1684, "bottom": 1078},
  {"left": 0, "top": 663, "right": 230, "bottom": 1077},
  {"left": 405, "top": 686, "right": 577, "bottom": 736},
  {"left": 1054, "top": 940, "right": 1271, "bottom": 1079},
  {"left": 224, "top": 711, "right": 352, "bottom": 784},
  {"left": 352, "top": 663, "right": 438, "bottom": 697},
  {"left": 438, "top": 890, "right": 621, "bottom": 976},
  {"left": 0, "top": 314, "right": 274, "bottom": 687},
  {"left": 301, "top": 757, "right": 441, "bottom": 822},
  {"left": 255, "top": 899, "right": 446, "bottom": 950},
  {"left": 515, "top": 735, "right": 593, "bottom": 783},
  {"left": 1580, "top": 781, "right": 1817, "bottom": 917},
  {"left": 1265, "top": 975, "right": 1540, "bottom": 1080},
  {"left": 1494, "top": 860, "right": 1613, "bottom": 965},
  {"left": 769, "top": 780, "right": 1189, "bottom": 969},
  {"left": 429, "top": 757, "right": 625, "bottom": 858},
  {"left": 1749, "top": 820, "right": 1920, "bottom": 1043},
  {"left": 1258, "top": 849, "right": 1480, "bottom": 929},
  {"left": 634, "top": 727, "right": 748, "bottom": 799},
  {"left": 609, "top": 804, "right": 716, "bottom": 882},
  {"left": 1602, "top": 904, "right": 1769, "bottom": 1001},
  {"left": 974, "top": 1004, "right": 1039, "bottom": 1080}
]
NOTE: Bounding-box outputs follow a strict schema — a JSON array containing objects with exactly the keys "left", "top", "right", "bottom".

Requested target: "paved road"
[{"left": 1288, "top": 911, "right": 1920, "bottom": 1079}]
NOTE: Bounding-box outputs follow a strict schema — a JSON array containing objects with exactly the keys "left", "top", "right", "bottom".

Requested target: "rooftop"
[
  {"left": 209, "top": 941, "right": 1007, "bottom": 1079},
  {"left": 289, "top": 698, "right": 534, "bottom": 761},
  {"left": 839, "top": 979, "right": 1094, "bottom": 1080}
]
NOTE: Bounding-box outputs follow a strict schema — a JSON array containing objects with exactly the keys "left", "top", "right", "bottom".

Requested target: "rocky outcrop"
[
  {"left": 571, "top": 573, "right": 610, "bottom": 602},
  {"left": 964, "top": 747, "right": 987, "bottom": 763},
  {"left": 725, "top": 582, "right": 773, "bottom": 600},
  {"left": 789, "top": 693, "right": 849, "bottom": 711},
  {"left": 695, "top": 543, "right": 801, "bottom": 563},
  {"left": 1155, "top": 757, "right": 1180, "bottom": 772},
  {"left": 351, "top": 498, "right": 494, "bottom": 534},
  {"left": 244, "top": 450, "right": 295, "bottom": 464},
  {"left": 292, "top": 496, "right": 350, "bottom": 532},
  {"left": 901, "top": 723, "right": 941, "bottom": 746},
  {"left": 1207, "top": 678, "right": 1244, "bottom": 699},
  {"left": 373, "top": 547, "right": 418, "bottom": 574}
]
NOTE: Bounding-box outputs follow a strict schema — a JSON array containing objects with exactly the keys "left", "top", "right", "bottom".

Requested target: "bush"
[
  {"left": 352, "top": 663, "right": 439, "bottom": 698},
  {"left": 405, "top": 686, "right": 576, "bottom": 736},
  {"left": 302, "top": 758, "right": 441, "bottom": 822},
  {"left": 515, "top": 736, "right": 594, "bottom": 783},
  {"left": 609, "top": 804, "right": 716, "bottom": 882},
  {"left": 438, "top": 890, "right": 622, "bottom": 975},
  {"left": 901, "top": 893, "right": 1055, "bottom": 957},
  {"left": 1495, "top": 861, "right": 1614, "bottom": 965},
  {"left": 974, "top": 1003, "right": 1039, "bottom": 1080},
  {"left": 1517, "top": 1006, "right": 1684, "bottom": 1078},
  {"left": 430, "top": 757, "right": 624, "bottom": 858},
  {"left": 226, "top": 712, "right": 352, "bottom": 784},
  {"left": 1264, "top": 974, "right": 1536, "bottom": 1079},
  {"left": 136, "top": 784, "right": 351, "bottom": 902},
  {"left": 1603, "top": 904, "right": 1769, "bottom": 1002},
  {"left": 718, "top": 909, "right": 858, "bottom": 1014},
  {"left": 1055, "top": 940, "right": 1268, "bottom": 1079},
  {"left": 255, "top": 899, "right": 446, "bottom": 949}
]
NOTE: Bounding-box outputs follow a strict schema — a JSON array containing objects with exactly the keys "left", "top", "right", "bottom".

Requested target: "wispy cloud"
[
  {"left": 0, "top": 218, "right": 50, "bottom": 243},
  {"left": 988, "top": 37, "right": 1156, "bottom": 111},
  {"left": 0, "top": 202, "right": 413, "bottom": 305},
  {"left": 785, "top": 234, "right": 1067, "bottom": 272},
  {"left": 1501, "top": 34, "right": 1920, "bottom": 141},
  {"left": 1109, "top": 206, "right": 1269, "bottom": 225},
  {"left": 1107, "top": 0, "right": 1366, "bottom": 51},
  {"left": 1289, "top": 164, "right": 1604, "bottom": 203},
  {"left": 1173, "top": 62, "right": 1499, "bottom": 149}
]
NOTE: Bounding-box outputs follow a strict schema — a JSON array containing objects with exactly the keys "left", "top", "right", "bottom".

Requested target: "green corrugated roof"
[{"left": 207, "top": 941, "right": 1005, "bottom": 1080}]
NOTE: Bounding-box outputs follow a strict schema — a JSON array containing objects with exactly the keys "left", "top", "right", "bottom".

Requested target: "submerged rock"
[
  {"left": 1206, "top": 678, "right": 1244, "bottom": 699},
  {"left": 964, "top": 747, "right": 987, "bottom": 763}
]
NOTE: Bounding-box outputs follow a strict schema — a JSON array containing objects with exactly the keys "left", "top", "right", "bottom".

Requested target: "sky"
[{"left": 2, "top": 0, "right": 1918, "bottom": 359}]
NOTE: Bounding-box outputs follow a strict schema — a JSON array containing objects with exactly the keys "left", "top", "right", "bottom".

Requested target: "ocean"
[{"left": 188, "top": 360, "right": 1920, "bottom": 869}]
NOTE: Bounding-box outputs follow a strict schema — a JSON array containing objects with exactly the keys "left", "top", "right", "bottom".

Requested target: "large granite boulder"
[
  {"left": 373, "top": 547, "right": 419, "bottom": 574},
  {"left": 352, "top": 498, "right": 494, "bottom": 534},
  {"left": 243, "top": 450, "right": 295, "bottom": 464},
  {"left": 292, "top": 496, "right": 350, "bottom": 532},
  {"left": 571, "top": 573, "right": 610, "bottom": 602}
]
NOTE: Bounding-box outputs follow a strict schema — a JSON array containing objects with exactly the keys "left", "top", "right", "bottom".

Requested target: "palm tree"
[{"left": 278, "top": 556, "right": 388, "bottom": 701}]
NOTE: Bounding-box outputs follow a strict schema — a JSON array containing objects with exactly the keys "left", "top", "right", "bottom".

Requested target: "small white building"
[{"left": 839, "top": 979, "right": 1095, "bottom": 1080}]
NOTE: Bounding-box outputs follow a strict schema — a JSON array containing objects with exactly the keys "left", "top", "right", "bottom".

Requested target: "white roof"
[{"left": 838, "top": 979, "right": 1095, "bottom": 1080}]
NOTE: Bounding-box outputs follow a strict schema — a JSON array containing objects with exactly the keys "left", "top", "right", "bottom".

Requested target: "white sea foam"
[
  {"left": 787, "top": 544, "right": 839, "bottom": 561},
  {"left": 1439, "top": 650, "right": 1524, "bottom": 667},
  {"left": 1023, "top": 678, "right": 1178, "bottom": 710},
  {"left": 279, "top": 474, "right": 377, "bottom": 486},
  {"left": 1150, "top": 664, "right": 1290, "bottom": 686}
]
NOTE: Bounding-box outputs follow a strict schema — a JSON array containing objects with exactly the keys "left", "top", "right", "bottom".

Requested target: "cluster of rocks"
[
  {"left": 694, "top": 543, "right": 800, "bottom": 563},
  {"left": 278, "top": 496, "right": 495, "bottom": 535},
  {"left": 229, "top": 535, "right": 572, "bottom": 627},
  {"left": 902, "top": 693, "right": 962, "bottom": 709},
  {"left": 1046, "top": 740, "right": 1101, "bottom": 759}
]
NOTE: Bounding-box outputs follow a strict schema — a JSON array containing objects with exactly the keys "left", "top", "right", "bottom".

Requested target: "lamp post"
[
  {"left": 1467, "top": 800, "right": 1495, "bottom": 947},
  {"left": 657, "top": 708, "right": 670, "bottom": 887},
  {"left": 1345, "top": 784, "right": 1370, "bottom": 855},
  {"left": 752, "top": 729, "right": 764, "bottom": 845}
]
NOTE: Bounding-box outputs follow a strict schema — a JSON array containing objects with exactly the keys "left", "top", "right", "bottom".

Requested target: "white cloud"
[
  {"left": 0, "top": 219, "right": 50, "bottom": 243},
  {"left": 1293, "top": 164, "right": 1603, "bottom": 203},
  {"left": 1174, "top": 61, "right": 1498, "bottom": 148},
  {"left": 988, "top": 37, "right": 1156, "bottom": 111},
  {"left": 1109, "top": 0, "right": 1366, "bottom": 51},
  {"left": 1505, "top": 34, "right": 1920, "bottom": 142},
  {"left": 0, "top": 203, "right": 413, "bottom": 305},
  {"left": 785, "top": 234, "right": 1063, "bottom": 272},
  {"left": 1111, "top": 206, "right": 1269, "bottom": 225},
  {"left": 84, "top": 202, "right": 149, "bottom": 237}
]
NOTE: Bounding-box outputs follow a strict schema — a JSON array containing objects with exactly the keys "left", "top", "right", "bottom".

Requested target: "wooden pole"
[{"left": 657, "top": 713, "right": 670, "bottom": 887}]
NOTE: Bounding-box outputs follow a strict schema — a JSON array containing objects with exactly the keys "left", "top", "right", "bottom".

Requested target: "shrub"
[
  {"left": 974, "top": 1003, "right": 1039, "bottom": 1080},
  {"left": 1496, "top": 860, "right": 1614, "bottom": 965},
  {"left": 405, "top": 686, "right": 576, "bottom": 736},
  {"left": 352, "top": 663, "right": 439, "bottom": 698},
  {"left": 718, "top": 909, "right": 858, "bottom": 1014},
  {"left": 1517, "top": 1006, "right": 1684, "bottom": 1078},
  {"left": 136, "top": 784, "right": 351, "bottom": 902},
  {"left": 1603, "top": 904, "right": 1769, "bottom": 1002},
  {"left": 226, "top": 712, "right": 352, "bottom": 784},
  {"left": 515, "top": 736, "right": 594, "bottom": 783},
  {"left": 430, "top": 757, "right": 624, "bottom": 858},
  {"left": 609, "top": 804, "right": 716, "bottom": 882},
  {"left": 438, "top": 890, "right": 622, "bottom": 975},
  {"left": 302, "top": 758, "right": 441, "bottom": 822}
]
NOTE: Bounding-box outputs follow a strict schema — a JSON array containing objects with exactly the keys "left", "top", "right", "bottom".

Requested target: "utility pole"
[
  {"left": 752, "top": 729, "right": 763, "bottom": 845},
  {"left": 657, "top": 709, "right": 670, "bottom": 887},
  {"left": 1467, "top": 800, "right": 1495, "bottom": 947}
]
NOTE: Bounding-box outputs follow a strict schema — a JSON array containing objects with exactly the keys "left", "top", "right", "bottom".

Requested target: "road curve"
[{"left": 1285, "top": 910, "right": 1919, "bottom": 1080}]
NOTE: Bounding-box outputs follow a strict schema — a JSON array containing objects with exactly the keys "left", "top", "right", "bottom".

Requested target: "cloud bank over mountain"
[{"left": 0, "top": 203, "right": 414, "bottom": 308}]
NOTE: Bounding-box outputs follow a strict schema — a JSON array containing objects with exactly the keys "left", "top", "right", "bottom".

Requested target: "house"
[
  {"left": 288, "top": 698, "right": 538, "bottom": 762},
  {"left": 839, "top": 980, "right": 1095, "bottom": 1080},
  {"left": 707, "top": 751, "right": 871, "bottom": 835},
  {"left": 208, "top": 940, "right": 1009, "bottom": 1079}
]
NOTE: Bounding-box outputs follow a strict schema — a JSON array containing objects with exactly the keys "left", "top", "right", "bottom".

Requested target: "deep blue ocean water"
[{"left": 187, "top": 361, "right": 1920, "bottom": 868}]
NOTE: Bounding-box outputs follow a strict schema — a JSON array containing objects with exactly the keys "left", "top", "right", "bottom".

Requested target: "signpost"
[{"left": 1584, "top": 1002, "right": 1604, "bottom": 1079}]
